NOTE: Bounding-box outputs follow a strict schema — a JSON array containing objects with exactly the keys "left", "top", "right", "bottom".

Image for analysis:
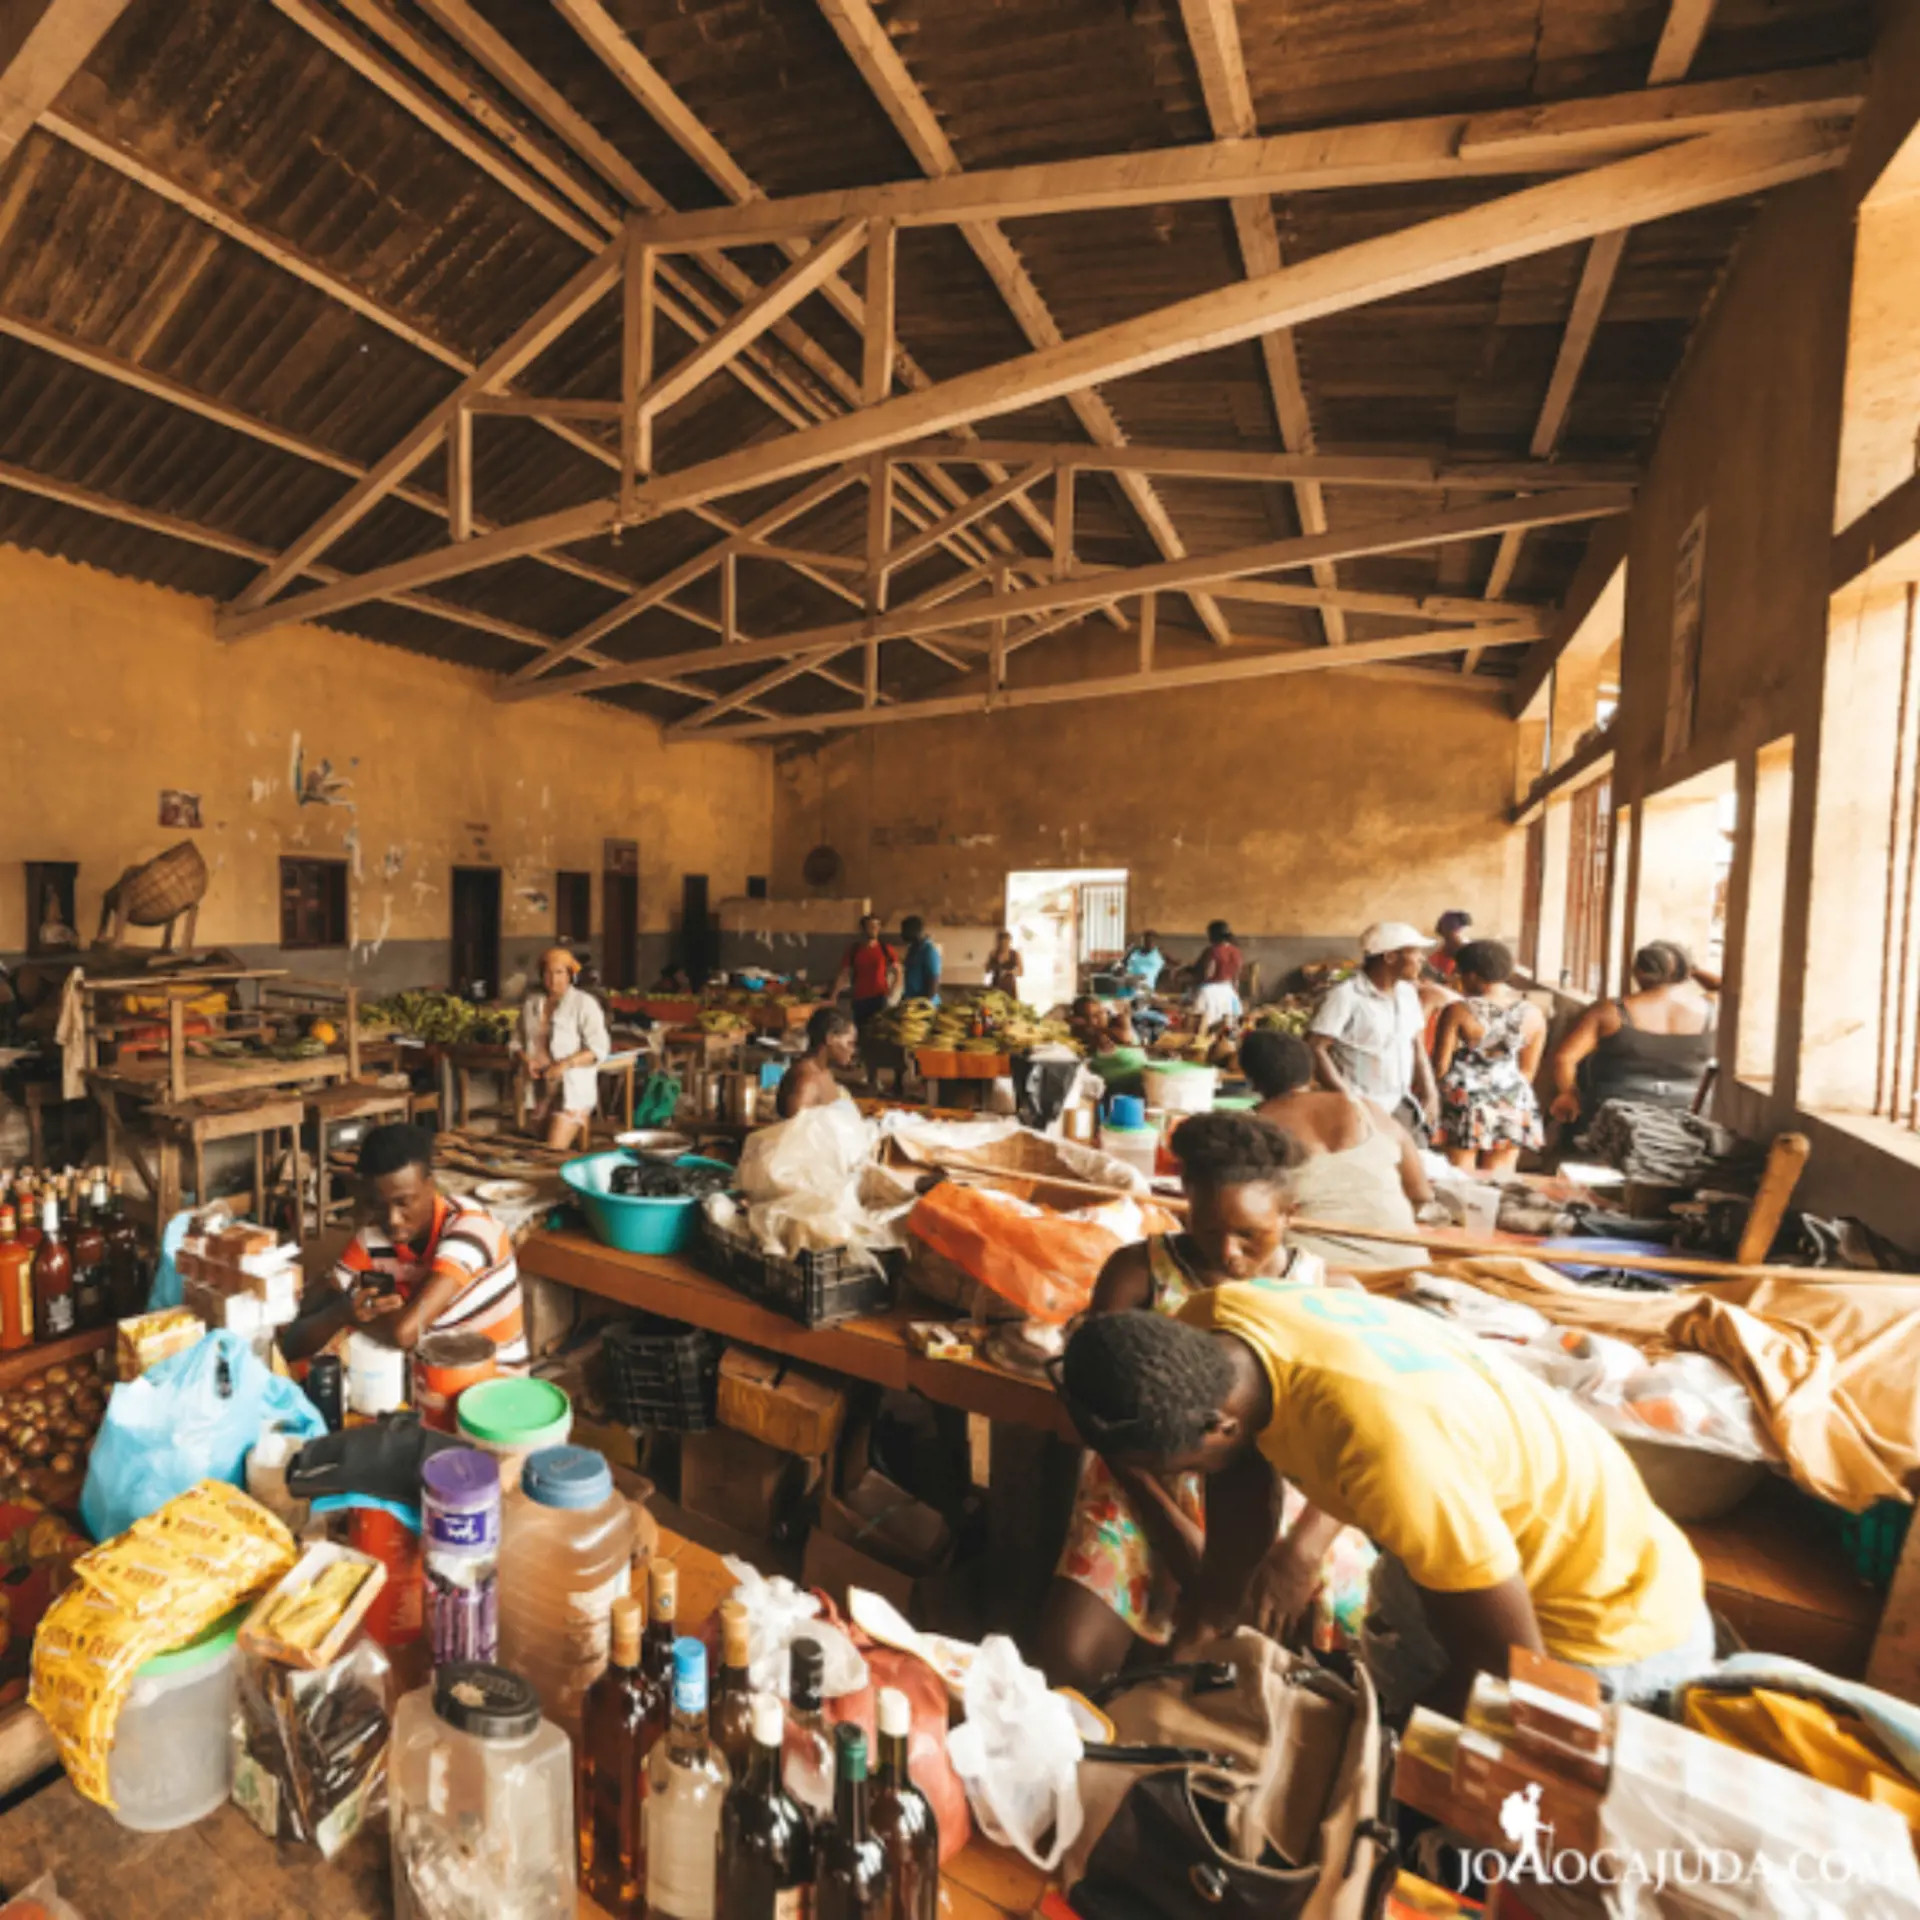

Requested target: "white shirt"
[
  {"left": 517, "top": 985, "right": 611, "bottom": 1115},
  {"left": 1311, "top": 971, "right": 1424, "bottom": 1108}
]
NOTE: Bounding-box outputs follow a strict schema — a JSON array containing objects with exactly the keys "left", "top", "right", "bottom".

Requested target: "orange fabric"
[{"left": 907, "top": 1182, "right": 1121, "bottom": 1324}]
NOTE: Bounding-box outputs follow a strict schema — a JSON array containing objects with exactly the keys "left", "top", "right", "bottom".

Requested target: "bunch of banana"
[{"left": 697, "top": 1008, "right": 754, "bottom": 1035}]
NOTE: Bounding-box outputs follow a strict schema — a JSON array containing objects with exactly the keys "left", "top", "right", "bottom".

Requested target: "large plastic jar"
[
  {"left": 391, "top": 1663, "right": 575, "bottom": 1920},
  {"left": 1099, "top": 1122, "right": 1161, "bottom": 1184},
  {"left": 496, "top": 1445, "right": 636, "bottom": 1737},
  {"left": 457, "top": 1376, "right": 572, "bottom": 1493},
  {"left": 107, "top": 1606, "right": 247, "bottom": 1831}
]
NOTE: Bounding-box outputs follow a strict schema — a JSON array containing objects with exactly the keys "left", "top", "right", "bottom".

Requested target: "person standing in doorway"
[
  {"left": 832, "top": 914, "right": 899, "bottom": 1029},
  {"left": 1309, "top": 922, "right": 1440, "bottom": 1137},
  {"left": 899, "top": 916, "right": 943, "bottom": 1004},
  {"left": 986, "top": 928, "right": 1024, "bottom": 997}
]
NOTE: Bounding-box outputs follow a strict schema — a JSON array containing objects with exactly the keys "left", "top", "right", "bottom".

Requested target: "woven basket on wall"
[{"left": 118, "top": 841, "right": 209, "bottom": 926}]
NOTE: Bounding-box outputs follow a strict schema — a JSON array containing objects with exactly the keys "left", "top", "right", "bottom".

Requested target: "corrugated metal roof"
[{"left": 0, "top": 0, "right": 1878, "bottom": 724}]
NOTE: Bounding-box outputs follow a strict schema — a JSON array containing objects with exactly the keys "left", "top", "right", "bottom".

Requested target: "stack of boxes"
[{"left": 174, "top": 1222, "right": 303, "bottom": 1363}]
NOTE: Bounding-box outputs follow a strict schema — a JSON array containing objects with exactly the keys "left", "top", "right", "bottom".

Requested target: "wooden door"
[
  {"left": 603, "top": 840, "right": 639, "bottom": 990},
  {"left": 450, "top": 867, "right": 501, "bottom": 999},
  {"left": 680, "top": 873, "right": 713, "bottom": 985}
]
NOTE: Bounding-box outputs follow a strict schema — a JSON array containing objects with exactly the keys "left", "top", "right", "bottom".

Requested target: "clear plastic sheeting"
[
  {"left": 947, "top": 1635, "right": 1085, "bottom": 1871},
  {"left": 720, "top": 1557, "right": 867, "bottom": 1701},
  {"left": 735, "top": 1103, "right": 886, "bottom": 1260}
]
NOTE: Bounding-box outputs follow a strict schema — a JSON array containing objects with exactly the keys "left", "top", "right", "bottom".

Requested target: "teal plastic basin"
[{"left": 561, "top": 1151, "right": 733, "bottom": 1256}]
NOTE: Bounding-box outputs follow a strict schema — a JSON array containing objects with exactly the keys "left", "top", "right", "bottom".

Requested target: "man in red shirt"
[{"left": 833, "top": 913, "right": 899, "bottom": 1027}]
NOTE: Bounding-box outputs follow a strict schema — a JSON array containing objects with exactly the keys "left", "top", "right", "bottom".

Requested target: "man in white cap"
[{"left": 1309, "top": 922, "right": 1439, "bottom": 1136}]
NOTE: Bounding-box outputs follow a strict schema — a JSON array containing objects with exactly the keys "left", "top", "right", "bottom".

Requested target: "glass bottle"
[
  {"left": 579, "top": 1593, "right": 649, "bottom": 1917},
  {"left": 0, "top": 1209, "right": 32, "bottom": 1352},
  {"left": 783, "top": 1636, "right": 834, "bottom": 1824},
  {"left": 644, "top": 1636, "right": 731, "bottom": 1920},
  {"left": 105, "top": 1172, "right": 147, "bottom": 1318},
  {"left": 814, "top": 1724, "right": 890, "bottom": 1920},
  {"left": 717, "top": 1691, "right": 813, "bottom": 1919},
  {"left": 870, "top": 1686, "right": 939, "bottom": 1919},
  {"left": 14, "top": 1181, "right": 38, "bottom": 1254},
  {"left": 31, "top": 1196, "right": 73, "bottom": 1343},
  {"left": 67, "top": 1181, "right": 107, "bottom": 1330},
  {"left": 639, "top": 1557, "right": 678, "bottom": 1762},
  {"left": 710, "top": 1598, "right": 755, "bottom": 1778}
]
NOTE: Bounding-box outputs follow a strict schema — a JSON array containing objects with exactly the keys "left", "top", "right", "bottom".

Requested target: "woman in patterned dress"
[
  {"left": 1034, "top": 1112, "right": 1370, "bottom": 1693},
  {"left": 1432, "top": 939, "right": 1548, "bottom": 1176}
]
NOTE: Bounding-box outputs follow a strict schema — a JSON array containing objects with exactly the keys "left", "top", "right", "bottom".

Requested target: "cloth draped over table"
[{"left": 1366, "top": 1256, "right": 1920, "bottom": 1512}]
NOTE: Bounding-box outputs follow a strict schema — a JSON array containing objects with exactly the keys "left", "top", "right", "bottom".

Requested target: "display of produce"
[
  {"left": 0, "top": 1352, "right": 110, "bottom": 1502},
  {"left": 867, "top": 993, "right": 1079, "bottom": 1054},
  {"left": 607, "top": 1159, "right": 734, "bottom": 1201},
  {"left": 363, "top": 991, "right": 517, "bottom": 1046}
]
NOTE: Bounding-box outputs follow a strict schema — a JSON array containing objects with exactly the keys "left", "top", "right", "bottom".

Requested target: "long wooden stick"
[{"left": 928, "top": 1160, "right": 1909, "bottom": 1287}]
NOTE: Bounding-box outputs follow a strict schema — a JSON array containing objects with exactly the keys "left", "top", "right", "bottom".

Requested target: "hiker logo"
[{"left": 1498, "top": 1784, "right": 1550, "bottom": 1881}]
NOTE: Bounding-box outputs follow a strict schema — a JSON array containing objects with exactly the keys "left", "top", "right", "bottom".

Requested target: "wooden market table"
[
  {"left": 0, "top": 1527, "right": 1051, "bottom": 1920},
  {"left": 520, "top": 1229, "right": 1076, "bottom": 1439}
]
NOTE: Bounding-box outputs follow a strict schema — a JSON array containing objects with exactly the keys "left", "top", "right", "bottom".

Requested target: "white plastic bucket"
[
  {"left": 108, "top": 1608, "right": 245, "bottom": 1831},
  {"left": 1142, "top": 1064, "right": 1218, "bottom": 1113},
  {"left": 347, "top": 1331, "right": 408, "bottom": 1416}
]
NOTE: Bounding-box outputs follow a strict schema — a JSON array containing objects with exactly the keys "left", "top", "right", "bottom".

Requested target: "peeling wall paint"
[{"left": 0, "top": 545, "right": 775, "bottom": 962}]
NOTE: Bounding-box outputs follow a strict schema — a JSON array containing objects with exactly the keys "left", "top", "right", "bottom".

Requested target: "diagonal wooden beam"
[
  {"left": 883, "top": 467, "right": 1049, "bottom": 578},
  {"left": 0, "top": 458, "right": 785, "bottom": 712},
  {"left": 677, "top": 625, "right": 1519, "bottom": 740},
  {"left": 817, "top": 0, "right": 1236, "bottom": 646},
  {"left": 233, "top": 237, "right": 624, "bottom": 612},
  {"left": 0, "top": 0, "right": 131, "bottom": 163},
  {"left": 1468, "top": 0, "right": 1719, "bottom": 670},
  {"left": 218, "top": 125, "right": 1835, "bottom": 645},
  {"left": 1178, "top": 0, "right": 1345, "bottom": 644},
  {"left": 626, "top": 66, "right": 1863, "bottom": 248},
  {"left": 508, "top": 490, "right": 1631, "bottom": 702}
]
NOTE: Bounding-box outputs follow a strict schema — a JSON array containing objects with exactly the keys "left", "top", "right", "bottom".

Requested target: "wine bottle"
[
  {"left": 814, "top": 1724, "right": 890, "bottom": 1920},
  {"left": 783, "top": 1636, "right": 834, "bottom": 1823},
  {"left": 0, "top": 1209, "right": 31, "bottom": 1353},
  {"left": 32, "top": 1196, "right": 73, "bottom": 1342},
  {"left": 710, "top": 1598, "right": 755, "bottom": 1777},
  {"left": 579, "top": 1593, "right": 649, "bottom": 1916},
  {"left": 870, "top": 1687, "right": 939, "bottom": 1919},
  {"left": 638, "top": 1557, "right": 678, "bottom": 1763},
  {"left": 644, "top": 1637, "right": 731, "bottom": 1920},
  {"left": 716, "top": 1691, "right": 814, "bottom": 1918}
]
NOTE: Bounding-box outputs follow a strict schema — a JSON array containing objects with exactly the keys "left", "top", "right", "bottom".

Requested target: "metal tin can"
[{"left": 412, "top": 1329, "right": 498, "bottom": 1432}]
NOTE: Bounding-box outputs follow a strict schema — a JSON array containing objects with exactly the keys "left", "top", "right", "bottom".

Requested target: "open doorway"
[
  {"left": 450, "top": 867, "right": 501, "bottom": 1000},
  {"left": 603, "top": 840, "right": 639, "bottom": 991},
  {"left": 1004, "top": 868, "right": 1128, "bottom": 1012}
]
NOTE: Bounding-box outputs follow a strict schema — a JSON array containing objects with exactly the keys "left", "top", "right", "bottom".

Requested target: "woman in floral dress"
[
  {"left": 1034, "top": 1112, "right": 1374, "bottom": 1693},
  {"left": 1432, "top": 939, "right": 1548, "bottom": 1176}
]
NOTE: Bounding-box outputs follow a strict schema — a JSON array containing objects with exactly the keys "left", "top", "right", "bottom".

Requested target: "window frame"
[{"left": 279, "top": 856, "right": 350, "bottom": 951}]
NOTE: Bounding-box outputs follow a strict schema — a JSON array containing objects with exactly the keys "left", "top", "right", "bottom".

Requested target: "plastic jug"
[
  {"left": 108, "top": 1606, "right": 247, "bottom": 1831},
  {"left": 390, "top": 1662, "right": 575, "bottom": 1920},
  {"left": 1099, "top": 1122, "right": 1161, "bottom": 1184},
  {"left": 495, "top": 1445, "right": 637, "bottom": 1737}
]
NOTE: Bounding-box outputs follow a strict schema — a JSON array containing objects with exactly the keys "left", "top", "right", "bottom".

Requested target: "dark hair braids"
[
  {"left": 1171, "top": 1110, "right": 1305, "bottom": 1191},
  {"left": 1059, "top": 1311, "right": 1234, "bottom": 1455}
]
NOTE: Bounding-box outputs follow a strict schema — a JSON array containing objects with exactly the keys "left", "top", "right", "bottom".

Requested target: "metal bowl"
[{"left": 614, "top": 1128, "right": 695, "bottom": 1160}]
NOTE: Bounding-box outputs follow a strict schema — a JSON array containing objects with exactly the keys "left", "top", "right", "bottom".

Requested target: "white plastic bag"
[
  {"left": 736, "top": 1104, "right": 879, "bottom": 1257},
  {"left": 720, "top": 1558, "right": 867, "bottom": 1699},
  {"left": 947, "top": 1635, "right": 1084, "bottom": 1870}
]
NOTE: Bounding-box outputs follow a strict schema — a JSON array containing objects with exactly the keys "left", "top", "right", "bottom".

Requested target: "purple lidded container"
[{"left": 421, "top": 1447, "right": 502, "bottom": 1561}]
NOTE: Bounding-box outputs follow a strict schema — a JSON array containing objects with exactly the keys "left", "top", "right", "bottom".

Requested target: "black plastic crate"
[
  {"left": 695, "top": 1207, "right": 897, "bottom": 1329},
  {"left": 602, "top": 1312, "right": 720, "bottom": 1431}
]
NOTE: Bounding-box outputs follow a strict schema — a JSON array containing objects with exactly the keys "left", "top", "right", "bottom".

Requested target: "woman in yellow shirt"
[{"left": 1056, "top": 1281, "right": 1713, "bottom": 1719}]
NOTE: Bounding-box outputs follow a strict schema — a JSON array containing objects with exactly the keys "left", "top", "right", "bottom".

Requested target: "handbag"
[{"left": 1065, "top": 1628, "right": 1396, "bottom": 1920}]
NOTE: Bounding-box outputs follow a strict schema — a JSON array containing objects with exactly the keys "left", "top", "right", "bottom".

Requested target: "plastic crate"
[
  {"left": 602, "top": 1313, "right": 721, "bottom": 1431},
  {"left": 695, "top": 1208, "right": 896, "bottom": 1329},
  {"left": 1827, "top": 1496, "right": 1913, "bottom": 1590}
]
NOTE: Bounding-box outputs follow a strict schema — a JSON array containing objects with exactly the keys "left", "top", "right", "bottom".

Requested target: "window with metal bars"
[
  {"left": 1562, "top": 779, "right": 1612, "bottom": 999},
  {"left": 1518, "top": 817, "right": 1546, "bottom": 978},
  {"left": 1875, "top": 587, "right": 1920, "bottom": 1126},
  {"left": 1077, "top": 880, "right": 1129, "bottom": 963}
]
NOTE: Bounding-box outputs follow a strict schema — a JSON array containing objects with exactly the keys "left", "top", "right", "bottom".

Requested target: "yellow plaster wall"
[{"left": 0, "top": 545, "right": 773, "bottom": 962}]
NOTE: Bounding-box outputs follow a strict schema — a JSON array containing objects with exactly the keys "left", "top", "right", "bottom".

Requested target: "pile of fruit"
[
  {"left": 1247, "top": 998, "right": 1315, "bottom": 1036},
  {"left": 0, "top": 1353, "right": 111, "bottom": 1500},
  {"left": 363, "top": 991, "right": 516, "bottom": 1045},
  {"left": 696, "top": 1008, "right": 754, "bottom": 1036},
  {"left": 869, "top": 993, "right": 1081, "bottom": 1055}
]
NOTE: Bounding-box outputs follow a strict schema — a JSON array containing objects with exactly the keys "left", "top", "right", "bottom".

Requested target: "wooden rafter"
[
  {"left": 0, "top": 0, "right": 132, "bottom": 163},
  {"left": 817, "top": 0, "right": 1238, "bottom": 648},
  {"left": 214, "top": 121, "right": 1835, "bottom": 650},
  {"left": 501, "top": 490, "right": 1627, "bottom": 704},
  {"left": 0, "top": 459, "right": 788, "bottom": 715},
  {"left": 622, "top": 64, "right": 1863, "bottom": 249},
  {"left": 1178, "top": 0, "right": 1345, "bottom": 645},
  {"left": 674, "top": 626, "right": 1515, "bottom": 743},
  {"left": 1467, "top": 0, "right": 1720, "bottom": 669},
  {"left": 887, "top": 439, "right": 1639, "bottom": 489}
]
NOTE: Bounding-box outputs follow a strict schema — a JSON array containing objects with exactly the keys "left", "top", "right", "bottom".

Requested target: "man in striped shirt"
[{"left": 281, "top": 1123, "right": 527, "bottom": 1367}]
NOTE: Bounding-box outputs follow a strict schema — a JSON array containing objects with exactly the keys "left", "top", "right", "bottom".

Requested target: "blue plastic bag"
[
  {"left": 145, "top": 1209, "right": 194, "bottom": 1312},
  {"left": 79, "top": 1330, "right": 327, "bottom": 1542}
]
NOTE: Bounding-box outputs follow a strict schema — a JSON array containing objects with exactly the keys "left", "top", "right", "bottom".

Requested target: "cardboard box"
[
  {"left": 679, "top": 1425, "right": 811, "bottom": 1539},
  {"left": 1507, "top": 1647, "right": 1611, "bottom": 1773},
  {"left": 1451, "top": 1722, "right": 1604, "bottom": 1857},
  {"left": 717, "top": 1347, "right": 846, "bottom": 1459},
  {"left": 1392, "top": 1709, "right": 1508, "bottom": 1853},
  {"left": 817, "top": 1467, "right": 953, "bottom": 1576}
]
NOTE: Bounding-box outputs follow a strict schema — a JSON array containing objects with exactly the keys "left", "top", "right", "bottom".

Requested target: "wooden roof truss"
[{"left": 0, "top": 0, "right": 1863, "bottom": 737}]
